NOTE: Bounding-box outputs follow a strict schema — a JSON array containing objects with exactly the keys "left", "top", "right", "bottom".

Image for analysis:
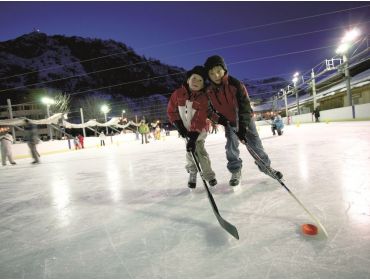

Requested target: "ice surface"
[{"left": 0, "top": 121, "right": 369, "bottom": 278}]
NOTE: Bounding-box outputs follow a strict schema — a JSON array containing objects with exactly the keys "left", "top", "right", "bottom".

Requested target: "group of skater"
[{"left": 167, "top": 54, "right": 283, "bottom": 189}]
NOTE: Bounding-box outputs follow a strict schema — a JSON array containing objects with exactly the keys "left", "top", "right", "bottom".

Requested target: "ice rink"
[{"left": 1, "top": 121, "right": 369, "bottom": 278}]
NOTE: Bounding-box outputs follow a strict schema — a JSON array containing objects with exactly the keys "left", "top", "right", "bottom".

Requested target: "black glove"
[
  {"left": 236, "top": 125, "right": 247, "bottom": 142},
  {"left": 237, "top": 122, "right": 257, "bottom": 142},
  {"left": 217, "top": 114, "right": 229, "bottom": 126},
  {"left": 174, "top": 120, "right": 188, "bottom": 138},
  {"left": 186, "top": 131, "right": 200, "bottom": 153}
]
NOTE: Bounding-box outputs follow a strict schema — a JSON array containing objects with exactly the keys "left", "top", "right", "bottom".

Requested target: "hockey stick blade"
[
  {"left": 188, "top": 147, "right": 239, "bottom": 240},
  {"left": 203, "top": 183, "right": 240, "bottom": 240}
]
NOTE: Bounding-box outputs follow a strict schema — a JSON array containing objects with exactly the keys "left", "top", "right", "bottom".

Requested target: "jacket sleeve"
[
  {"left": 167, "top": 91, "right": 180, "bottom": 124},
  {"left": 206, "top": 100, "right": 221, "bottom": 123},
  {"left": 230, "top": 76, "right": 253, "bottom": 128}
]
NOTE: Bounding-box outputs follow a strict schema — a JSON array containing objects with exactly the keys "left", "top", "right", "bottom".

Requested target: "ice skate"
[
  {"left": 188, "top": 172, "right": 197, "bottom": 189},
  {"left": 229, "top": 170, "right": 241, "bottom": 187}
]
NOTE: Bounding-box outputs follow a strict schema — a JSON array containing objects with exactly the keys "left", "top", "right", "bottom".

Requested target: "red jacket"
[
  {"left": 206, "top": 75, "right": 253, "bottom": 129},
  {"left": 77, "top": 135, "right": 84, "bottom": 143},
  {"left": 167, "top": 85, "right": 217, "bottom": 133}
]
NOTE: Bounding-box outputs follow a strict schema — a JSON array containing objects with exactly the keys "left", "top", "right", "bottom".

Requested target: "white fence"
[
  {"left": 7, "top": 131, "right": 179, "bottom": 160},
  {"left": 256, "top": 103, "right": 370, "bottom": 126}
]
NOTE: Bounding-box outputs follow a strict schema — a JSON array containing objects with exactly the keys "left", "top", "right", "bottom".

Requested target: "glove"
[
  {"left": 217, "top": 114, "right": 229, "bottom": 126},
  {"left": 186, "top": 131, "right": 200, "bottom": 153},
  {"left": 236, "top": 125, "right": 247, "bottom": 142},
  {"left": 237, "top": 122, "right": 257, "bottom": 142},
  {"left": 174, "top": 120, "right": 188, "bottom": 138}
]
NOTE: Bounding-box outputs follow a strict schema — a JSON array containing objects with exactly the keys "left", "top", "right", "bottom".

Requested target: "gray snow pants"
[{"left": 185, "top": 139, "right": 216, "bottom": 181}]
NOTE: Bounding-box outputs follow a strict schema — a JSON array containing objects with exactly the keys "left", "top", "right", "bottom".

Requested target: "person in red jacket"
[
  {"left": 77, "top": 134, "right": 84, "bottom": 149},
  {"left": 204, "top": 55, "right": 283, "bottom": 187},
  {"left": 167, "top": 66, "right": 217, "bottom": 189}
]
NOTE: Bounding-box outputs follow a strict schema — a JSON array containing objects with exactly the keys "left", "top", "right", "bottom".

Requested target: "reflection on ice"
[
  {"left": 51, "top": 175, "right": 71, "bottom": 227},
  {"left": 106, "top": 162, "right": 123, "bottom": 203}
]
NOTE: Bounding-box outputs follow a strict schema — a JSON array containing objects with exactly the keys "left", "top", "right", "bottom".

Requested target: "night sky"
[{"left": 0, "top": 1, "right": 369, "bottom": 81}]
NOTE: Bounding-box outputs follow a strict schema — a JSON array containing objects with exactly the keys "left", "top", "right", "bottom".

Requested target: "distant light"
[
  {"left": 293, "top": 72, "right": 299, "bottom": 77},
  {"left": 122, "top": 110, "right": 126, "bottom": 114},
  {"left": 41, "top": 97, "right": 55, "bottom": 105},
  {"left": 101, "top": 104, "right": 110, "bottom": 114},
  {"left": 341, "top": 28, "right": 361, "bottom": 43},
  {"left": 63, "top": 113, "right": 68, "bottom": 120},
  {"left": 336, "top": 43, "right": 350, "bottom": 54},
  {"left": 292, "top": 77, "right": 299, "bottom": 84}
]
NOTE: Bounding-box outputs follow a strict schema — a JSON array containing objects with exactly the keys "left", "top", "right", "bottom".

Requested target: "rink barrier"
[
  {"left": 10, "top": 133, "right": 139, "bottom": 160},
  {"left": 255, "top": 103, "right": 370, "bottom": 126},
  {"left": 9, "top": 131, "right": 179, "bottom": 160}
]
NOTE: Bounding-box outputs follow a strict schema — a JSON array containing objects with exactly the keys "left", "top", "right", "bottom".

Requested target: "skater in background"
[
  {"left": 74, "top": 136, "right": 81, "bottom": 150},
  {"left": 0, "top": 130, "right": 16, "bottom": 166},
  {"left": 167, "top": 65, "right": 217, "bottom": 189},
  {"left": 313, "top": 106, "right": 320, "bottom": 122},
  {"left": 154, "top": 125, "right": 161, "bottom": 140},
  {"left": 24, "top": 119, "right": 40, "bottom": 164},
  {"left": 99, "top": 131, "right": 106, "bottom": 146},
  {"left": 271, "top": 114, "right": 284, "bottom": 136},
  {"left": 138, "top": 120, "right": 150, "bottom": 144},
  {"left": 204, "top": 55, "right": 282, "bottom": 186},
  {"left": 77, "top": 134, "right": 84, "bottom": 149}
]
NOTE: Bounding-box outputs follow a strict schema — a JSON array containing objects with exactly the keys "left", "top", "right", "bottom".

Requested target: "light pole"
[
  {"left": 101, "top": 104, "right": 110, "bottom": 135},
  {"left": 281, "top": 89, "right": 289, "bottom": 123},
  {"left": 121, "top": 109, "right": 126, "bottom": 121},
  {"left": 41, "top": 97, "right": 55, "bottom": 140},
  {"left": 80, "top": 108, "right": 86, "bottom": 137},
  {"left": 292, "top": 72, "right": 300, "bottom": 115},
  {"left": 336, "top": 28, "right": 361, "bottom": 119}
]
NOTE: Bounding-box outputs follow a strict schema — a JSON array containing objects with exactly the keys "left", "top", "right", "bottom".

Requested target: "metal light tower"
[
  {"left": 311, "top": 69, "right": 318, "bottom": 111},
  {"left": 80, "top": 108, "right": 86, "bottom": 137},
  {"left": 41, "top": 97, "right": 55, "bottom": 140},
  {"left": 281, "top": 89, "right": 289, "bottom": 122},
  {"left": 336, "top": 28, "right": 361, "bottom": 119},
  {"left": 292, "top": 72, "right": 300, "bottom": 115}
]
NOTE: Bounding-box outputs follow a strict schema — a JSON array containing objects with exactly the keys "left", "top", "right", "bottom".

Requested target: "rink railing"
[
  {"left": 10, "top": 131, "right": 179, "bottom": 160},
  {"left": 256, "top": 103, "right": 370, "bottom": 126}
]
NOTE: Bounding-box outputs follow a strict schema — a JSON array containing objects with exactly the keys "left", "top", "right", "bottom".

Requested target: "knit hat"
[
  {"left": 204, "top": 55, "right": 227, "bottom": 73},
  {"left": 186, "top": 65, "right": 207, "bottom": 81}
]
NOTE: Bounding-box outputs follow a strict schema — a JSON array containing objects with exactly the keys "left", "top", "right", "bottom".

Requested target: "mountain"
[
  {"left": 0, "top": 32, "right": 289, "bottom": 121},
  {"left": 0, "top": 32, "right": 186, "bottom": 105}
]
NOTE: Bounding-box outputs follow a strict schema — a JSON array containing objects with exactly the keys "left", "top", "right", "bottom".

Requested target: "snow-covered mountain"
[
  {"left": 0, "top": 32, "right": 186, "bottom": 104},
  {"left": 0, "top": 32, "right": 289, "bottom": 121}
]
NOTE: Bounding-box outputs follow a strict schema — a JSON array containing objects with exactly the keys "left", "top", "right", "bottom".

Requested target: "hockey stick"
[
  {"left": 235, "top": 129, "right": 328, "bottom": 237},
  {"left": 187, "top": 142, "right": 239, "bottom": 240}
]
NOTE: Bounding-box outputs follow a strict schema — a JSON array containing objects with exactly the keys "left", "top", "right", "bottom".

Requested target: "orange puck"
[{"left": 301, "top": 224, "right": 318, "bottom": 235}]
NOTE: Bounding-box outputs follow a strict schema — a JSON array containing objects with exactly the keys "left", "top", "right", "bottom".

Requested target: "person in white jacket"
[
  {"left": 99, "top": 131, "right": 106, "bottom": 146},
  {"left": 0, "top": 132, "right": 16, "bottom": 166}
]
